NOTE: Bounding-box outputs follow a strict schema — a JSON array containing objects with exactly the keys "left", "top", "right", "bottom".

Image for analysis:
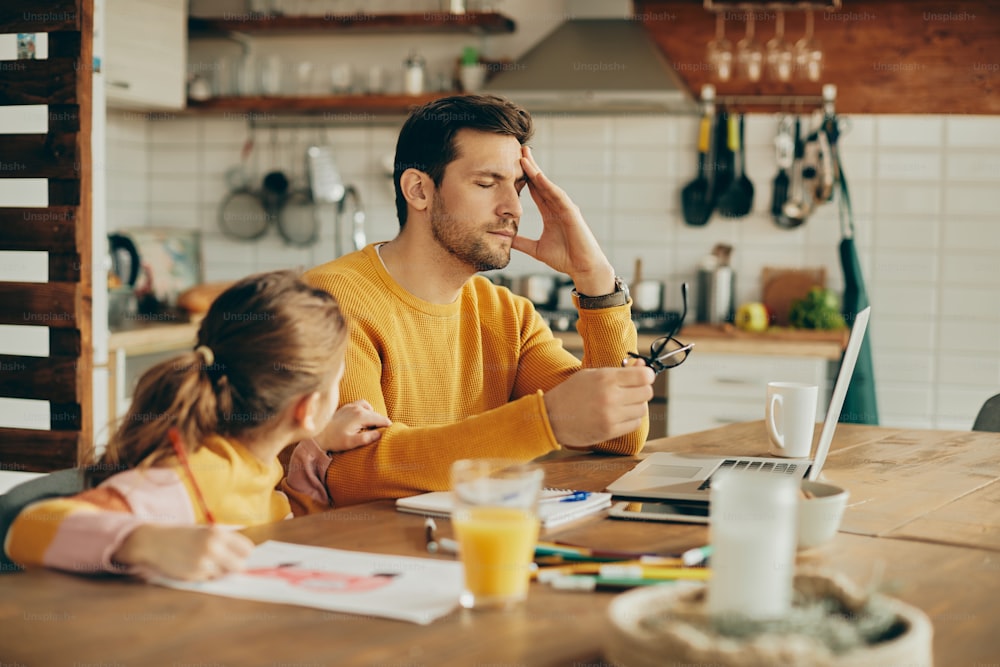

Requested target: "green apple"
[{"left": 735, "top": 302, "right": 770, "bottom": 332}]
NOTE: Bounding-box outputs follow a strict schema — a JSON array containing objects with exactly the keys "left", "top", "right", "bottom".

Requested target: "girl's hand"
[
  {"left": 114, "top": 524, "right": 255, "bottom": 581},
  {"left": 314, "top": 399, "right": 392, "bottom": 453}
]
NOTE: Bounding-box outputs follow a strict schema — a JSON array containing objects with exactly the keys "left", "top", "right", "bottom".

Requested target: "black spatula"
[
  {"left": 681, "top": 112, "right": 714, "bottom": 226},
  {"left": 717, "top": 114, "right": 754, "bottom": 218}
]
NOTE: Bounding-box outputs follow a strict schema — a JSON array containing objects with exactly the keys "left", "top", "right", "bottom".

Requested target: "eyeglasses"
[{"left": 624, "top": 283, "right": 694, "bottom": 374}]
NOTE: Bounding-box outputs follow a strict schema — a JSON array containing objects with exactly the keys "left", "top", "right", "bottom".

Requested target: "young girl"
[{"left": 4, "top": 270, "right": 389, "bottom": 581}]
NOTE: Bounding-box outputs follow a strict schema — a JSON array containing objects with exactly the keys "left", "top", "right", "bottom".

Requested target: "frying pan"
[
  {"left": 218, "top": 135, "right": 270, "bottom": 241},
  {"left": 276, "top": 144, "right": 320, "bottom": 247}
]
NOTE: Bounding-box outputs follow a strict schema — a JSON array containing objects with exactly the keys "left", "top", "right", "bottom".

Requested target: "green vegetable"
[{"left": 789, "top": 287, "right": 847, "bottom": 330}]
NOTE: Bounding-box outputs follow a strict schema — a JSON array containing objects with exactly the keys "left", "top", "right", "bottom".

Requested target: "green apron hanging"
[{"left": 826, "top": 117, "right": 879, "bottom": 425}]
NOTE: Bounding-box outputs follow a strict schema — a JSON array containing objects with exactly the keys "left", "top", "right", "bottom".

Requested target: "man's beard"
[{"left": 429, "top": 194, "right": 515, "bottom": 272}]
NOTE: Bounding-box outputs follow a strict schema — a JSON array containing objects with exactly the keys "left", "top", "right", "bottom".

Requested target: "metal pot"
[
  {"left": 632, "top": 280, "right": 664, "bottom": 313},
  {"left": 515, "top": 274, "right": 559, "bottom": 310},
  {"left": 696, "top": 266, "right": 736, "bottom": 324}
]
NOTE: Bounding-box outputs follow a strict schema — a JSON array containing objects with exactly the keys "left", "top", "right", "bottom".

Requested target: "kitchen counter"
[
  {"left": 108, "top": 317, "right": 203, "bottom": 356},
  {"left": 106, "top": 318, "right": 203, "bottom": 428},
  {"left": 555, "top": 323, "right": 847, "bottom": 360}
]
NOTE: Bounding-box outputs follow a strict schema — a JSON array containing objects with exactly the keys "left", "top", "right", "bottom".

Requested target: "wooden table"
[{"left": 1, "top": 423, "right": 998, "bottom": 666}]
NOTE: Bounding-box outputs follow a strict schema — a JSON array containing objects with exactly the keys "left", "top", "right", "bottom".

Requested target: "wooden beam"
[
  {"left": 0, "top": 1, "right": 80, "bottom": 33},
  {"left": 73, "top": 0, "right": 95, "bottom": 467},
  {"left": 47, "top": 179, "right": 80, "bottom": 206},
  {"left": 0, "top": 354, "right": 78, "bottom": 402},
  {"left": 0, "top": 133, "right": 79, "bottom": 179},
  {"left": 0, "top": 58, "right": 77, "bottom": 106},
  {"left": 0, "top": 208, "right": 77, "bottom": 251},
  {"left": 0, "top": 282, "right": 77, "bottom": 328},
  {"left": 47, "top": 104, "right": 81, "bottom": 133},
  {"left": 49, "top": 401, "right": 81, "bottom": 431},
  {"left": 50, "top": 327, "right": 81, "bottom": 357},
  {"left": 0, "top": 428, "right": 79, "bottom": 472},
  {"left": 48, "top": 252, "right": 80, "bottom": 282}
]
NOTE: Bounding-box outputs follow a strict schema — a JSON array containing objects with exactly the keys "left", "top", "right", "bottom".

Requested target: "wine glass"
[
  {"left": 736, "top": 11, "right": 764, "bottom": 83},
  {"left": 706, "top": 12, "right": 734, "bottom": 82},
  {"left": 766, "top": 10, "right": 794, "bottom": 82},
  {"left": 795, "top": 9, "right": 823, "bottom": 82}
]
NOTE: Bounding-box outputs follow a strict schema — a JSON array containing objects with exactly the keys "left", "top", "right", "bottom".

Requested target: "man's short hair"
[{"left": 392, "top": 94, "right": 535, "bottom": 227}]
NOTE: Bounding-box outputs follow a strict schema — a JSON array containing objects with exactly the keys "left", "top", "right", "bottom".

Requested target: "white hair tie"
[{"left": 194, "top": 345, "right": 215, "bottom": 366}]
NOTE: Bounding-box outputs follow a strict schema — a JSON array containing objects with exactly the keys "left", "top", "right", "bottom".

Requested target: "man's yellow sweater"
[{"left": 294, "top": 244, "right": 647, "bottom": 508}]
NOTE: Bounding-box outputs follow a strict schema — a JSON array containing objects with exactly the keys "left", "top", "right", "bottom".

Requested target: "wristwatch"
[{"left": 573, "top": 276, "right": 629, "bottom": 309}]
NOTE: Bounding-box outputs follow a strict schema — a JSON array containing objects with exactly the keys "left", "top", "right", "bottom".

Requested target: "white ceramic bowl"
[{"left": 797, "top": 479, "right": 849, "bottom": 549}]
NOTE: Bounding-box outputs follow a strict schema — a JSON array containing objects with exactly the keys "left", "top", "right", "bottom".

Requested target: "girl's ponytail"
[{"left": 88, "top": 348, "right": 219, "bottom": 485}]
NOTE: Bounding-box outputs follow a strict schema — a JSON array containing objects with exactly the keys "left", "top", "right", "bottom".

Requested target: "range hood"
[{"left": 485, "top": 17, "right": 698, "bottom": 114}]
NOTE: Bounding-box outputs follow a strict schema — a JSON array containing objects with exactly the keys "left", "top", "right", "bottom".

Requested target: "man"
[{"left": 283, "top": 94, "right": 655, "bottom": 512}]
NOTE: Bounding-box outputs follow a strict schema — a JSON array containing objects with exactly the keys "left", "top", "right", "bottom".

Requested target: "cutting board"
[{"left": 761, "top": 267, "right": 826, "bottom": 326}]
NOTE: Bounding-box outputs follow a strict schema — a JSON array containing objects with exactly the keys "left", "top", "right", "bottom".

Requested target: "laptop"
[{"left": 606, "top": 306, "right": 871, "bottom": 503}]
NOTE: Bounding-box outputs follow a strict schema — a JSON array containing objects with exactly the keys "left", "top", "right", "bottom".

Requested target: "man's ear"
[
  {"left": 400, "top": 168, "right": 431, "bottom": 212},
  {"left": 292, "top": 391, "right": 322, "bottom": 434}
]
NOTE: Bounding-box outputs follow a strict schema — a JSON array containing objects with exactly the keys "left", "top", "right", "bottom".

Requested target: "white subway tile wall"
[{"left": 105, "top": 112, "right": 1000, "bottom": 430}]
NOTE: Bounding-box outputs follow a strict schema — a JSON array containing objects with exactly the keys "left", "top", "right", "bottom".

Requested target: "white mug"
[{"left": 766, "top": 382, "right": 818, "bottom": 458}]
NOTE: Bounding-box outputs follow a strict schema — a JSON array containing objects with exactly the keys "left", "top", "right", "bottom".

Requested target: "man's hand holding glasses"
[{"left": 624, "top": 283, "right": 694, "bottom": 374}]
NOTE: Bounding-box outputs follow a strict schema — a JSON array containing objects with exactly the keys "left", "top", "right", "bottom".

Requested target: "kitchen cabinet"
[
  {"left": 667, "top": 353, "right": 831, "bottom": 436},
  {"left": 106, "top": 320, "right": 200, "bottom": 425},
  {"left": 184, "top": 11, "right": 515, "bottom": 116},
  {"left": 105, "top": 0, "right": 187, "bottom": 110}
]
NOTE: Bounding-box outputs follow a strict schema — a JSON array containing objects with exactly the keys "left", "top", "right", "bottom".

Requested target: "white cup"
[{"left": 766, "top": 381, "right": 818, "bottom": 458}]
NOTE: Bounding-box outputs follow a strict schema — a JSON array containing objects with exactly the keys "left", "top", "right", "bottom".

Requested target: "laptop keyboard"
[{"left": 696, "top": 458, "right": 800, "bottom": 490}]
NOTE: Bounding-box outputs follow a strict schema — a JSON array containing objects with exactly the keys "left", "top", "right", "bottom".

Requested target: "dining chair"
[{"left": 972, "top": 393, "right": 1000, "bottom": 433}]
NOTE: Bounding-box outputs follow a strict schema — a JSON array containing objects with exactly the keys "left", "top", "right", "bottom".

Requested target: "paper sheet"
[{"left": 154, "top": 540, "right": 464, "bottom": 625}]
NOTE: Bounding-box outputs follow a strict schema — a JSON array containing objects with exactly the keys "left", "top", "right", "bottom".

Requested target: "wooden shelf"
[
  {"left": 184, "top": 93, "right": 450, "bottom": 116},
  {"left": 188, "top": 11, "right": 515, "bottom": 36}
]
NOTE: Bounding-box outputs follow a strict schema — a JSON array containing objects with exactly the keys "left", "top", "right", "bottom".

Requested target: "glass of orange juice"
[{"left": 451, "top": 459, "right": 544, "bottom": 610}]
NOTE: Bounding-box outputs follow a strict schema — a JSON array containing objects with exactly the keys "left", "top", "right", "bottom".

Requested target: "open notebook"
[{"left": 396, "top": 488, "right": 612, "bottom": 529}]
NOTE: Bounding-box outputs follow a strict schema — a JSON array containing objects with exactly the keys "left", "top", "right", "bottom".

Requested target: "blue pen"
[{"left": 540, "top": 491, "right": 591, "bottom": 504}]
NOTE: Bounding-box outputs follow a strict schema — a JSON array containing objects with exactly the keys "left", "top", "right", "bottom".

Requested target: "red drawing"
[{"left": 243, "top": 562, "right": 398, "bottom": 593}]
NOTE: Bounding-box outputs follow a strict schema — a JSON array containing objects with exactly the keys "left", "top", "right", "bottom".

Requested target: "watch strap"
[{"left": 574, "top": 276, "right": 629, "bottom": 309}]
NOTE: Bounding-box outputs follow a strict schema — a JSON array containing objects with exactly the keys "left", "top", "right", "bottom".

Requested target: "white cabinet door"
[
  {"left": 105, "top": 0, "right": 186, "bottom": 110},
  {"left": 667, "top": 353, "right": 829, "bottom": 436}
]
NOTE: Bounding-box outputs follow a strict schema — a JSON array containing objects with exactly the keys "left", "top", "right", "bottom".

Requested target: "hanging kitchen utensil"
[
  {"left": 716, "top": 113, "right": 753, "bottom": 218},
  {"left": 680, "top": 108, "right": 715, "bottom": 226},
  {"left": 307, "top": 143, "right": 346, "bottom": 204},
  {"left": 770, "top": 115, "right": 794, "bottom": 223},
  {"left": 813, "top": 126, "right": 835, "bottom": 204},
  {"left": 777, "top": 116, "right": 808, "bottom": 228},
  {"left": 710, "top": 105, "right": 735, "bottom": 213},
  {"left": 260, "top": 128, "right": 290, "bottom": 219},
  {"left": 277, "top": 141, "right": 321, "bottom": 247},
  {"left": 218, "top": 131, "right": 270, "bottom": 241},
  {"left": 338, "top": 186, "right": 367, "bottom": 252}
]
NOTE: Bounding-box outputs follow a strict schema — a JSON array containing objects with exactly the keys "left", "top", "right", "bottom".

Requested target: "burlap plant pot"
[{"left": 605, "top": 570, "right": 932, "bottom": 667}]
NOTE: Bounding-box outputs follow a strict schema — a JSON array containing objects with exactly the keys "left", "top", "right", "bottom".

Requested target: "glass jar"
[{"left": 403, "top": 50, "right": 426, "bottom": 96}]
